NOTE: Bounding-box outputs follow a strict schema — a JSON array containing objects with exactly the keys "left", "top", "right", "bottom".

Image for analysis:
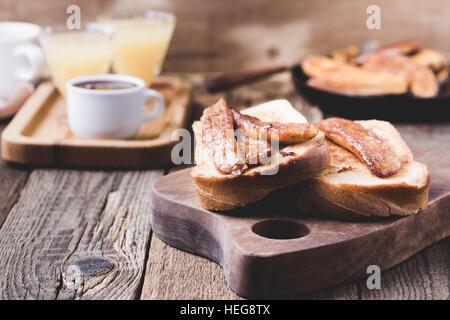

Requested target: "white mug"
[
  {"left": 66, "top": 74, "right": 165, "bottom": 139},
  {"left": 0, "top": 22, "right": 47, "bottom": 99}
]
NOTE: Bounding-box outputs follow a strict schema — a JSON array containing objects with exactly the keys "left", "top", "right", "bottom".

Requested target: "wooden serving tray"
[
  {"left": 1, "top": 76, "right": 193, "bottom": 168},
  {"left": 151, "top": 145, "right": 450, "bottom": 298}
]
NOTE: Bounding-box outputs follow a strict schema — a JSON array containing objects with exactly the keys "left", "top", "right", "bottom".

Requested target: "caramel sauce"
[
  {"left": 231, "top": 109, "right": 318, "bottom": 144},
  {"left": 201, "top": 98, "right": 246, "bottom": 175}
]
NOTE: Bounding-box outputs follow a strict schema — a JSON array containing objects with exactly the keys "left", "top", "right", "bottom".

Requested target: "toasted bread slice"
[
  {"left": 192, "top": 99, "right": 329, "bottom": 211},
  {"left": 296, "top": 120, "right": 430, "bottom": 220}
]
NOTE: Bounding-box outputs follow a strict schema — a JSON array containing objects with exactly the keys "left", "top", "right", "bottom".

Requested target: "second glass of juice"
[
  {"left": 99, "top": 11, "right": 176, "bottom": 86},
  {"left": 39, "top": 23, "right": 115, "bottom": 96}
]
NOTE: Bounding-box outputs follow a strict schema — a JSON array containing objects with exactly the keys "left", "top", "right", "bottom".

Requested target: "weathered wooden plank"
[
  {"left": 358, "top": 239, "right": 449, "bottom": 300},
  {"left": 297, "top": 284, "right": 360, "bottom": 300},
  {"left": 141, "top": 234, "right": 242, "bottom": 300},
  {"left": 0, "top": 121, "right": 30, "bottom": 229},
  {"left": 301, "top": 239, "right": 450, "bottom": 300},
  {"left": 0, "top": 169, "right": 163, "bottom": 299}
]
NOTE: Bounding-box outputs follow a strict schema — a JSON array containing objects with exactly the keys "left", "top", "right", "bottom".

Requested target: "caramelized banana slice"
[
  {"left": 362, "top": 52, "right": 438, "bottom": 98},
  {"left": 306, "top": 76, "right": 407, "bottom": 96},
  {"left": 237, "top": 135, "right": 271, "bottom": 165},
  {"left": 412, "top": 48, "right": 447, "bottom": 71},
  {"left": 318, "top": 117, "right": 401, "bottom": 178},
  {"left": 331, "top": 45, "right": 360, "bottom": 63},
  {"left": 231, "top": 109, "right": 318, "bottom": 144},
  {"left": 411, "top": 48, "right": 449, "bottom": 83},
  {"left": 301, "top": 55, "right": 408, "bottom": 96},
  {"left": 201, "top": 98, "right": 246, "bottom": 175}
]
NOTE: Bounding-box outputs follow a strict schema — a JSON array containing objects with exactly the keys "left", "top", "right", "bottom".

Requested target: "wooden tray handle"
[{"left": 205, "top": 65, "right": 289, "bottom": 93}]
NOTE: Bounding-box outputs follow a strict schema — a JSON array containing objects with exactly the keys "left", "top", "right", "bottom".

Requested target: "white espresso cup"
[
  {"left": 0, "top": 22, "right": 47, "bottom": 99},
  {"left": 66, "top": 74, "right": 165, "bottom": 139}
]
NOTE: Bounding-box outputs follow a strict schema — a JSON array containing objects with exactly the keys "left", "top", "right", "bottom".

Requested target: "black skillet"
[
  {"left": 290, "top": 64, "right": 450, "bottom": 122},
  {"left": 206, "top": 61, "right": 450, "bottom": 122}
]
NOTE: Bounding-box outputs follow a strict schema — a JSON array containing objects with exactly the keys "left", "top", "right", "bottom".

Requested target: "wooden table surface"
[{"left": 0, "top": 73, "right": 448, "bottom": 300}]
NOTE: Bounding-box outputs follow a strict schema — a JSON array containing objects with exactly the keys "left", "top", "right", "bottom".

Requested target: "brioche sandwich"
[
  {"left": 296, "top": 118, "right": 430, "bottom": 220},
  {"left": 191, "top": 98, "right": 329, "bottom": 211}
]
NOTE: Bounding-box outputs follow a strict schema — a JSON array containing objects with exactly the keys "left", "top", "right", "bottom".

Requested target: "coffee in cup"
[{"left": 66, "top": 74, "right": 165, "bottom": 139}]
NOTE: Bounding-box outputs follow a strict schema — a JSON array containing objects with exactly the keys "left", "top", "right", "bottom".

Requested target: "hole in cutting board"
[{"left": 251, "top": 220, "right": 310, "bottom": 240}]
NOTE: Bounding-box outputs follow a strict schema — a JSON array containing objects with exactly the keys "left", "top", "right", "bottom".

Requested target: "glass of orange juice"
[
  {"left": 39, "top": 23, "right": 115, "bottom": 96},
  {"left": 98, "top": 11, "right": 176, "bottom": 86}
]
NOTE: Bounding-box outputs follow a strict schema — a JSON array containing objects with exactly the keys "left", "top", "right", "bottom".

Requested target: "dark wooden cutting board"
[{"left": 151, "top": 145, "right": 450, "bottom": 298}]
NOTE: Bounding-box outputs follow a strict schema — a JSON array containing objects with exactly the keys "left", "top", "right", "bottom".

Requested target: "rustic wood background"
[{"left": 1, "top": 0, "right": 449, "bottom": 72}]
